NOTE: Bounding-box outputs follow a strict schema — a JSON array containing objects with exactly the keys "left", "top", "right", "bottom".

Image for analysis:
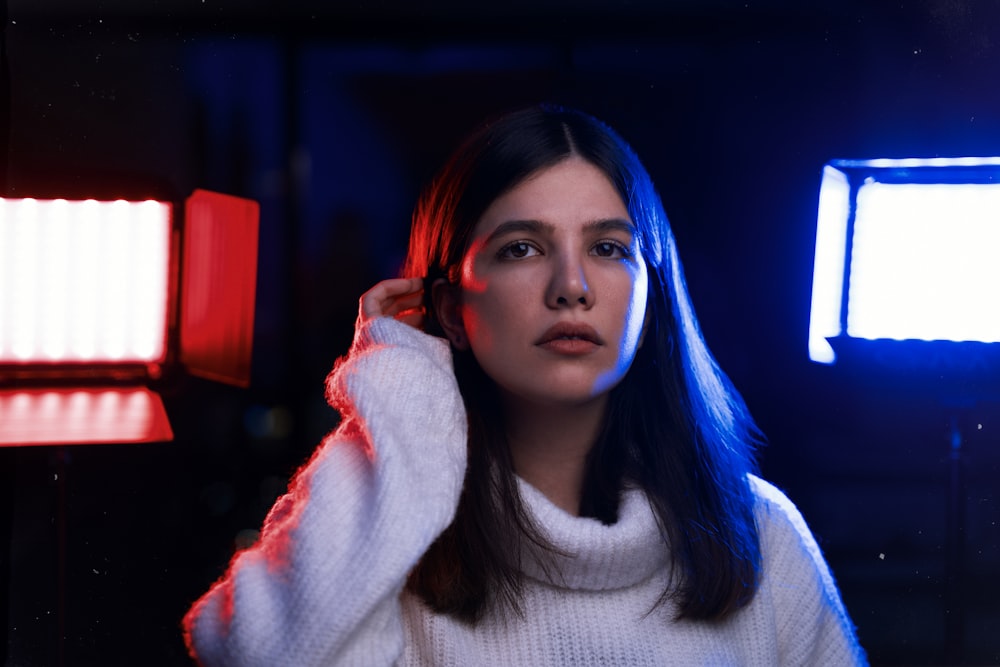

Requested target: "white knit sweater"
[{"left": 184, "top": 317, "right": 866, "bottom": 666}]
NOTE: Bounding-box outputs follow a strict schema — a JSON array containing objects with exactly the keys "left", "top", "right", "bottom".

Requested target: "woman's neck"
[{"left": 502, "top": 394, "right": 608, "bottom": 516}]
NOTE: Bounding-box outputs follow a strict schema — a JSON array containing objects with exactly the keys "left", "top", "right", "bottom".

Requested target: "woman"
[{"left": 184, "top": 106, "right": 866, "bottom": 665}]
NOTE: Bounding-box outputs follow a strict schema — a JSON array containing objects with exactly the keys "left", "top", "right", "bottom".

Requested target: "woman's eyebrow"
[
  {"left": 484, "top": 217, "right": 635, "bottom": 245},
  {"left": 483, "top": 219, "right": 552, "bottom": 244},
  {"left": 587, "top": 218, "right": 636, "bottom": 236}
]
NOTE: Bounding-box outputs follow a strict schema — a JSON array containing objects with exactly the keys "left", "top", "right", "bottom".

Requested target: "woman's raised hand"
[{"left": 358, "top": 277, "right": 426, "bottom": 329}]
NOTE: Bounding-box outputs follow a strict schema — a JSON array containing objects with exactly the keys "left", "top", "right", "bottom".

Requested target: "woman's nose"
[{"left": 546, "top": 255, "right": 592, "bottom": 308}]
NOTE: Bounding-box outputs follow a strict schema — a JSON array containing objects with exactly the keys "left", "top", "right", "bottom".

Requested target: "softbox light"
[{"left": 808, "top": 157, "right": 1000, "bottom": 374}]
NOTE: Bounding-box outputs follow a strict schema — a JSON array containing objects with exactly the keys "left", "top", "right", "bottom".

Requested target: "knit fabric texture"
[{"left": 184, "top": 317, "right": 867, "bottom": 666}]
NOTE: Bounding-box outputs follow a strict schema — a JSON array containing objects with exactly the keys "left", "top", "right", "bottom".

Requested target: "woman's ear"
[{"left": 431, "top": 278, "right": 470, "bottom": 350}]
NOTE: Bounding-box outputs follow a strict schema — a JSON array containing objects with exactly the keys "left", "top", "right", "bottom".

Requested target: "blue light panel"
[{"left": 808, "top": 157, "right": 1000, "bottom": 364}]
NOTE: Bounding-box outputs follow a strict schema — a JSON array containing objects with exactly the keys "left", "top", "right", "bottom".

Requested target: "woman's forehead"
[{"left": 471, "top": 158, "right": 630, "bottom": 238}]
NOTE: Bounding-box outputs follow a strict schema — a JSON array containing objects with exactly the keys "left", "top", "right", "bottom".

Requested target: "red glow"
[
  {"left": 180, "top": 190, "right": 259, "bottom": 388},
  {"left": 0, "top": 387, "right": 174, "bottom": 446}
]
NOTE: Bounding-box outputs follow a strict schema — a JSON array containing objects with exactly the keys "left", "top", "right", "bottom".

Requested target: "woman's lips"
[
  {"left": 537, "top": 338, "right": 600, "bottom": 355},
  {"left": 535, "top": 322, "right": 603, "bottom": 355}
]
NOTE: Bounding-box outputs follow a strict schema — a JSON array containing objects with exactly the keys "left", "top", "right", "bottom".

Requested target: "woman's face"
[{"left": 452, "top": 157, "right": 649, "bottom": 409}]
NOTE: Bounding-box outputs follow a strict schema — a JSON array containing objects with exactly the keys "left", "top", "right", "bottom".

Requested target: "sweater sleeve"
[
  {"left": 750, "top": 476, "right": 868, "bottom": 667},
  {"left": 183, "top": 317, "right": 468, "bottom": 667}
]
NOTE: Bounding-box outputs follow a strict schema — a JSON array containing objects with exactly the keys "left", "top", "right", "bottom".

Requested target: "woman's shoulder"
[
  {"left": 746, "top": 474, "right": 824, "bottom": 556},
  {"left": 745, "top": 478, "right": 867, "bottom": 663},
  {"left": 746, "top": 474, "right": 847, "bottom": 599},
  {"left": 747, "top": 474, "right": 799, "bottom": 516}
]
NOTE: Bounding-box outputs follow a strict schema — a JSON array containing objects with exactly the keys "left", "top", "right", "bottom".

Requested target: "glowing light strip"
[
  {"left": 847, "top": 182, "right": 1000, "bottom": 343},
  {"left": 837, "top": 156, "right": 1000, "bottom": 169},
  {"left": 0, "top": 387, "right": 174, "bottom": 445},
  {"left": 808, "top": 166, "right": 851, "bottom": 363},
  {"left": 0, "top": 198, "right": 171, "bottom": 363}
]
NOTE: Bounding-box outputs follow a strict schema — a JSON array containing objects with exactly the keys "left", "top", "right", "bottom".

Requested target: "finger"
[
  {"left": 359, "top": 277, "right": 424, "bottom": 321},
  {"left": 383, "top": 291, "right": 425, "bottom": 318},
  {"left": 373, "top": 285, "right": 424, "bottom": 318}
]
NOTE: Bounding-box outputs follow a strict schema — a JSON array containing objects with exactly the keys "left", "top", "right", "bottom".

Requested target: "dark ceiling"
[{"left": 0, "top": 0, "right": 957, "bottom": 34}]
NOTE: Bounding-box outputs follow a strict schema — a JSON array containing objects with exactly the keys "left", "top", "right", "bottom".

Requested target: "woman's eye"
[
  {"left": 592, "top": 240, "right": 631, "bottom": 258},
  {"left": 498, "top": 241, "right": 539, "bottom": 260}
]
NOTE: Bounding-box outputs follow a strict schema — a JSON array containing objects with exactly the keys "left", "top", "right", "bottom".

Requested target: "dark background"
[{"left": 2, "top": 0, "right": 1000, "bottom": 664}]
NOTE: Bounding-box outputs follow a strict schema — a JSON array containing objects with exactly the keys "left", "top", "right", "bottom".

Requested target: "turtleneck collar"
[{"left": 516, "top": 478, "right": 670, "bottom": 592}]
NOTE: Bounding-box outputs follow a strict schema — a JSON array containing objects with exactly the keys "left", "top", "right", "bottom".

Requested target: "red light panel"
[
  {"left": 0, "top": 198, "right": 171, "bottom": 365},
  {"left": 180, "top": 190, "right": 259, "bottom": 388},
  {"left": 0, "top": 386, "right": 174, "bottom": 446}
]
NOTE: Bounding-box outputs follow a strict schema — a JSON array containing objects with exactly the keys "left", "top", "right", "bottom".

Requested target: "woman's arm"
[{"left": 183, "top": 308, "right": 467, "bottom": 666}]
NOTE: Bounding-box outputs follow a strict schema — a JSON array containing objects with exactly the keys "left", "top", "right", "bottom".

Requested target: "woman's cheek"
[{"left": 459, "top": 301, "right": 494, "bottom": 353}]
